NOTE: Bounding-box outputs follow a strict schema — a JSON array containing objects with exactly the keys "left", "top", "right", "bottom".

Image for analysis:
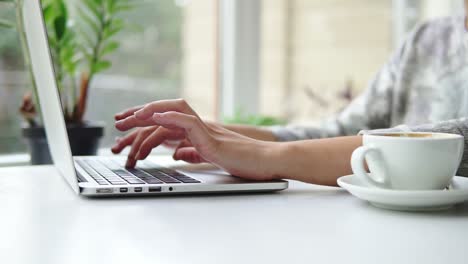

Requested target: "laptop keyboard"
[{"left": 75, "top": 158, "right": 201, "bottom": 185}]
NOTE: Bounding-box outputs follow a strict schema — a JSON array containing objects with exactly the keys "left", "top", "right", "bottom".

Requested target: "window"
[
  {"left": 257, "top": 0, "right": 463, "bottom": 125},
  {"left": 0, "top": 0, "right": 218, "bottom": 155},
  {"left": 0, "top": 0, "right": 463, "bottom": 158}
]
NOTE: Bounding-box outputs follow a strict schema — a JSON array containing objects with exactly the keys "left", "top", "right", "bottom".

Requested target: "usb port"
[
  {"left": 134, "top": 187, "right": 143, "bottom": 193},
  {"left": 120, "top": 188, "right": 128, "bottom": 193},
  {"left": 148, "top": 187, "right": 162, "bottom": 192},
  {"left": 97, "top": 188, "right": 113, "bottom": 194}
]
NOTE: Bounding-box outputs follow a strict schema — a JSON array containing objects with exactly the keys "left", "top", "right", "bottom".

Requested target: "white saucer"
[{"left": 337, "top": 174, "right": 468, "bottom": 211}]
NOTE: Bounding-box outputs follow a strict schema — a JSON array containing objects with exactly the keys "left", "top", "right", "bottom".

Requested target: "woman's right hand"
[
  {"left": 112, "top": 99, "right": 280, "bottom": 181},
  {"left": 111, "top": 126, "right": 185, "bottom": 167}
]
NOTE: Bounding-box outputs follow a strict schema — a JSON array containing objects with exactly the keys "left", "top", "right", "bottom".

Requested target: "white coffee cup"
[{"left": 351, "top": 132, "right": 464, "bottom": 190}]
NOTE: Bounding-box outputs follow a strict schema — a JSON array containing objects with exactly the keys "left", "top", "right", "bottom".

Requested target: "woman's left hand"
[{"left": 114, "top": 99, "right": 279, "bottom": 181}]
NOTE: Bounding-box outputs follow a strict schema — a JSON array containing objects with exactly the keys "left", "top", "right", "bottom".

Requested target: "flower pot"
[{"left": 22, "top": 122, "right": 104, "bottom": 165}]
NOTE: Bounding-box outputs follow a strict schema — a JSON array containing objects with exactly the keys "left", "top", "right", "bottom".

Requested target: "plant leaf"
[
  {"left": 42, "top": 4, "right": 55, "bottom": 24},
  {"left": 102, "top": 18, "right": 124, "bottom": 39},
  {"left": 92, "top": 60, "right": 111, "bottom": 73},
  {"left": 54, "top": 15, "right": 67, "bottom": 40},
  {"left": 100, "top": 41, "right": 119, "bottom": 57},
  {"left": 49, "top": 0, "right": 68, "bottom": 41},
  {"left": 81, "top": 0, "right": 102, "bottom": 20},
  {"left": 77, "top": 6, "right": 101, "bottom": 35},
  {"left": 102, "top": 24, "right": 122, "bottom": 39}
]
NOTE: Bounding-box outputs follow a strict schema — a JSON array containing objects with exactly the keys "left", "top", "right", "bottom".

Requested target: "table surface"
[{"left": 1, "top": 160, "right": 468, "bottom": 264}]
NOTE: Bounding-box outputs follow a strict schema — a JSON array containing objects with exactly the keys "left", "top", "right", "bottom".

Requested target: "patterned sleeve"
[
  {"left": 360, "top": 118, "right": 468, "bottom": 177},
  {"left": 271, "top": 26, "right": 412, "bottom": 142}
]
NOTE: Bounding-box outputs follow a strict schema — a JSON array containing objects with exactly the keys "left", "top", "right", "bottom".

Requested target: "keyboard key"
[
  {"left": 157, "top": 178, "right": 181, "bottom": 184},
  {"left": 160, "top": 169, "right": 184, "bottom": 177},
  {"left": 143, "top": 178, "right": 164, "bottom": 184},
  {"left": 127, "top": 179, "right": 144, "bottom": 184},
  {"left": 105, "top": 177, "right": 122, "bottom": 182},
  {"left": 110, "top": 181, "right": 127, "bottom": 185},
  {"left": 126, "top": 168, "right": 141, "bottom": 174},
  {"left": 96, "top": 180, "right": 109, "bottom": 185},
  {"left": 120, "top": 176, "right": 138, "bottom": 180},
  {"left": 144, "top": 170, "right": 168, "bottom": 178},
  {"left": 176, "top": 177, "right": 201, "bottom": 183}
]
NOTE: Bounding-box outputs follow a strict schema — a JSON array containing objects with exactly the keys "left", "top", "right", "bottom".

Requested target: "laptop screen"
[{"left": 22, "top": 0, "right": 79, "bottom": 193}]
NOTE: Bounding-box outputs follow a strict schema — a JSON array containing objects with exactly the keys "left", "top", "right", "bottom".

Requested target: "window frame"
[{"left": 218, "top": 0, "right": 261, "bottom": 118}]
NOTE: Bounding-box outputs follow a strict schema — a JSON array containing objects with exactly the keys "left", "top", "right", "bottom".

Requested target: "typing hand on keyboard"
[
  {"left": 112, "top": 99, "right": 279, "bottom": 181},
  {"left": 111, "top": 125, "right": 185, "bottom": 168}
]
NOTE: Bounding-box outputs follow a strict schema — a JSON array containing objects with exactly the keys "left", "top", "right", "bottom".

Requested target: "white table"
[{"left": 1, "top": 162, "right": 468, "bottom": 264}]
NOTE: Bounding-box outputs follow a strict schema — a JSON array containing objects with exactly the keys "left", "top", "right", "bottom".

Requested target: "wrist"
[
  {"left": 224, "top": 124, "right": 278, "bottom": 141},
  {"left": 261, "top": 141, "right": 294, "bottom": 180}
]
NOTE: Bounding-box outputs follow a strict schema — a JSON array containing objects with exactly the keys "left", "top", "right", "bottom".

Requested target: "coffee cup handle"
[{"left": 351, "top": 146, "right": 389, "bottom": 188}]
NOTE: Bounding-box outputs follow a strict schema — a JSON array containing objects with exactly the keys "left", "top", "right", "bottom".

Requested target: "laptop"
[{"left": 21, "top": 0, "right": 288, "bottom": 196}]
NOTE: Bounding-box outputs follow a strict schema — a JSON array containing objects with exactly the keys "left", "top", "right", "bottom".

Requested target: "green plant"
[
  {"left": 43, "top": 0, "right": 135, "bottom": 122},
  {"left": 223, "top": 109, "right": 286, "bottom": 126},
  {"left": 0, "top": 0, "right": 136, "bottom": 125}
]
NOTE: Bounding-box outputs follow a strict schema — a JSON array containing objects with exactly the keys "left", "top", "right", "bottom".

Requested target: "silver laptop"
[{"left": 21, "top": 0, "right": 288, "bottom": 196}]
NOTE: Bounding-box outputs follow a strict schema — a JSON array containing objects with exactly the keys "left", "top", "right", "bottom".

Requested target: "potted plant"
[{"left": 0, "top": 0, "right": 136, "bottom": 164}]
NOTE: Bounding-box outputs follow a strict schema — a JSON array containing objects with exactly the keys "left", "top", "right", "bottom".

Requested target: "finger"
[
  {"left": 126, "top": 128, "right": 155, "bottom": 168},
  {"left": 135, "top": 127, "right": 185, "bottom": 160},
  {"left": 173, "top": 147, "right": 207, "bottom": 164},
  {"left": 111, "top": 130, "right": 139, "bottom": 154},
  {"left": 134, "top": 99, "right": 197, "bottom": 120},
  {"left": 174, "top": 139, "right": 193, "bottom": 151},
  {"left": 162, "top": 140, "right": 183, "bottom": 149},
  {"left": 115, "top": 116, "right": 156, "bottom": 131},
  {"left": 152, "top": 111, "right": 210, "bottom": 147},
  {"left": 115, "top": 105, "right": 144, "bottom": 120}
]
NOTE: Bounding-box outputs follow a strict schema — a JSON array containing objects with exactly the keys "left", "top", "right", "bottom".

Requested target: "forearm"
[
  {"left": 223, "top": 124, "right": 278, "bottom": 141},
  {"left": 268, "top": 136, "right": 362, "bottom": 186}
]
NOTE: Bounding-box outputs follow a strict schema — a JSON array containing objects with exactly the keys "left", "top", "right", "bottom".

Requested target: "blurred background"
[{"left": 0, "top": 0, "right": 464, "bottom": 158}]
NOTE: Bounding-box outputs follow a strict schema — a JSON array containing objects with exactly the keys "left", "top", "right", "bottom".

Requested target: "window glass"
[
  {"left": 0, "top": 0, "right": 462, "bottom": 156},
  {"left": 0, "top": 0, "right": 217, "bottom": 154},
  {"left": 258, "top": 0, "right": 462, "bottom": 124}
]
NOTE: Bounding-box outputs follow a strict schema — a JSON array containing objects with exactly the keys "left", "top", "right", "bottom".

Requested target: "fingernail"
[
  {"left": 135, "top": 109, "right": 145, "bottom": 118},
  {"left": 115, "top": 120, "right": 124, "bottom": 127},
  {"left": 115, "top": 136, "right": 121, "bottom": 142}
]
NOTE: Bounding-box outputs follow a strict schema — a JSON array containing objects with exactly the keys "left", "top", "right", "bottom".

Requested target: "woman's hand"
[
  {"left": 113, "top": 99, "right": 279, "bottom": 181},
  {"left": 111, "top": 126, "right": 185, "bottom": 167}
]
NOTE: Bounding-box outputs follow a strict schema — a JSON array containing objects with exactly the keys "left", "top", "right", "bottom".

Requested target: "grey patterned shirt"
[{"left": 272, "top": 16, "right": 468, "bottom": 176}]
